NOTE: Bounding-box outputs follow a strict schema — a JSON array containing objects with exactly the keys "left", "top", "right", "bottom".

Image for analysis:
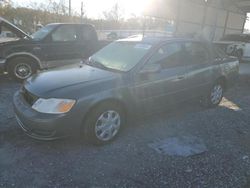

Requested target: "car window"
[
  {"left": 184, "top": 42, "right": 209, "bottom": 64},
  {"left": 82, "top": 26, "right": 97, "bottom": 41},
  {"left": 32, "top": 24, "right": 56, "bottom": 40},
  {"left": 146, "top": 42, "right": 185, "bottom": 69},
  {"left": 51, "top": 25, "right": 77, "bottom": 42}
]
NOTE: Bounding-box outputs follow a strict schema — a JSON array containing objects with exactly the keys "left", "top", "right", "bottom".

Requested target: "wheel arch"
[
  {"left": 6, "top": 53, "right": 42, "bottom": 69},
  {"left": 82, "top": 98, "right": 128, "bottom": 125}
]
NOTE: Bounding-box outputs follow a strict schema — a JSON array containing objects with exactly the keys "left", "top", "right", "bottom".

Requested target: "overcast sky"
[{"left": 13, "top": 0, "right": 150, "bottom": 19}]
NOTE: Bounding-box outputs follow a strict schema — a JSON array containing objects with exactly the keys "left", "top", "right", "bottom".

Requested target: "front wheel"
[
  {"left": 7, "top": 57, "right": 37, "bottom": 81},
  {"left": 83, "top": 102, "right": 125, "bottom": 145},
  {"left": 202, "top": 82, "right": 224, "bottom": 108}
]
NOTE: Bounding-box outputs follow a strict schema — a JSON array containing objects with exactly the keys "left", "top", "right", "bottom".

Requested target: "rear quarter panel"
[{"left": 219, "top": 57, "right": 239, "bottom": 88}]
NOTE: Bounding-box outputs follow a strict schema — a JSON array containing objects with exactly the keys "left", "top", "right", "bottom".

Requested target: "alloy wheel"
[
  {"left": 95, "top": 110, "right": 121, "bottom": 141},
  {"left": 210, "top": 84, "right": 223, "bottom": 105},
  {"left": 14, "top": 63, "right": 32, "bottom": 80}
]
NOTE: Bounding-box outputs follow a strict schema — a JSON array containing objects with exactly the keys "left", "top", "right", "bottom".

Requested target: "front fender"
[
  {"left": 75, "top": 87, "right": 134, "bottom": 123},
  {"left": 6, "top": 52, "right": 42, "bottom": 68}
]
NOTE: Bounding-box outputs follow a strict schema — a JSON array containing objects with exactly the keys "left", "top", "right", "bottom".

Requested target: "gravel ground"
[{"left": 1, "top": 74, "right": 250, "bottom": 188}]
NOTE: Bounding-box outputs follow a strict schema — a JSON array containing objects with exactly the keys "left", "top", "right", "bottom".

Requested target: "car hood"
[
  {"left": 0, "top": 17, "right": 31, "bottom": 39},
  {"left": 0, "top": 38, "right": 33, "bottom": 46},
  {"left": 25, "top": 64, "right": 121, "bottom": 98}
]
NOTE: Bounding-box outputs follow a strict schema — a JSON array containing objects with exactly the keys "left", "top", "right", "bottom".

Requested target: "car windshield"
[
  {"left": 32, "top": 24, "right": 56, "bottom": 40},
  {"left": 89, "top": 41, "right": 152, "bottom": 72}
]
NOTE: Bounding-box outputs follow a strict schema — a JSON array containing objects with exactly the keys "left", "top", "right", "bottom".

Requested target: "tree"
[
  {"left": 0, "top": 0, "right": 12, "bottom": 7},
  {"left": 102, "top": 2, "right": 123, "bottom": 21}
]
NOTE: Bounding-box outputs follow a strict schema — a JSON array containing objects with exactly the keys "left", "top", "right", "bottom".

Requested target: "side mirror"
[{"left": 140, "top": 63, "right": 161, "bottom": 74}]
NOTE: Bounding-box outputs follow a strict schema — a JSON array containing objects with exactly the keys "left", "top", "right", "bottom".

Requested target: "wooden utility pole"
[
  {"left": 69, "top": 0, "right": 71, "bottom": 16},
  {"left": 81, "top": 1, "right": 84, "bottom": 23}
]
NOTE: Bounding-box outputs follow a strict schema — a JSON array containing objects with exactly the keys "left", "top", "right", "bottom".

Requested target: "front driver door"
[
  {"left": 43, "top": 25, "right": 82, "bottom": 68},
  {"left": 132, "top": 42, "right": 189, "bottom": 113},
  {"left": 184, "top": 42, "right": 214, "bottom": 98}
]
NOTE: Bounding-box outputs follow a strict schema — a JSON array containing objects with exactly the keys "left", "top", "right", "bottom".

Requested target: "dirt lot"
[{"left": 1, "top": 73, "right": 250, "bottom": 188}]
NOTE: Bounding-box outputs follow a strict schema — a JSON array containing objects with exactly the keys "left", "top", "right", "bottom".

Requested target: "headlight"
[{"left": 32, "top": 98, "right": 76, "bottom": 114}]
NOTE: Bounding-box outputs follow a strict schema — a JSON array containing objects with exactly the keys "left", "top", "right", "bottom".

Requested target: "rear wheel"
[
  {"left": 7, "top": 57, "right": 38, "bottom": 81},
  {"left": 202, "top": 81, "right": 224, "bottom": 108},
  {"left": 83, "top": 102, "right": 125, "bottom": 145}
]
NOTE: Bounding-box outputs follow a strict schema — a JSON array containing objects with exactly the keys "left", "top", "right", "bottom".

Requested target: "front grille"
[{"left": 22, "top": 87, "right": 38, "bottom": 106}]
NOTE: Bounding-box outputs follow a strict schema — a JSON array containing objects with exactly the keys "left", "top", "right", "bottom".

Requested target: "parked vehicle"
[
  {"left": 0, "top": 31, "right": 16, "bottom": 38},
  {"left": 107, "top": 32, "right": 118, "bottom": 40},
  {"left": 13, "top": 36, "right": 239, "bottom": 144},
  {"left": 0, "top": 17, "right": 109, "bottom": 80},
  {"left": 214, "top": 33, "right": 250, "bottom": 62}
]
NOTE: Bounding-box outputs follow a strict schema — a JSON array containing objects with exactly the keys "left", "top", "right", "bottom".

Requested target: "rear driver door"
[
  {"left": 184, "top": 42, "right": 214, "bottom": 98},
  {"left": 133, "top": 42, "right": 189, "bottom": 113}
]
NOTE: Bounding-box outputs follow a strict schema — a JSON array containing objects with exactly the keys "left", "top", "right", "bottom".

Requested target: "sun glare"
[
  {"left": 119, "top": 0, "right": 150, "bottom": 17},
  {"left": 80, "top": 0, "right": 151, "bottom": 19}
]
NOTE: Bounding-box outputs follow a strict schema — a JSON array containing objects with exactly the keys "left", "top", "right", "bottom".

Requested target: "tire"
[
  {"left": 83, "top": 102, "right": 125, "bottom": 145},
  {"left": 7, "top": 57, "right": 38, "bottom": 81},
  {"left": 202, "top": 81, "right": 224, "bottom": 108}
]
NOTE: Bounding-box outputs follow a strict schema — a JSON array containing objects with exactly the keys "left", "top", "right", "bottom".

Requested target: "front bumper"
[
  {"left": 0, "top": 58, "right": 6, "bottom": 73},
  {"left": 13, "top": 91, "right": 82, "bottom": 140}
]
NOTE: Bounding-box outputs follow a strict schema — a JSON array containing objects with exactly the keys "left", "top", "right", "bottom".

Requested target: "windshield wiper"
[
  {"left": 87, "top": 59, "right": 111, "bottom": 70},
  {"left": 84, "top": 59, "right": 123, "bottom": 73}
]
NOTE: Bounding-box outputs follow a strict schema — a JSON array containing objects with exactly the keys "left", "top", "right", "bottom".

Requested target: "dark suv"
[
  {"left": 0, "top": 17, "right": 108, "bottom": 80},
  {"left": 13, "top": 36, "right": 239, "bottom": 144}
]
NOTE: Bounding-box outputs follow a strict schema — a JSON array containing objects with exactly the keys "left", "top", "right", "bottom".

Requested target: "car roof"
[{"left": 117, "top": 35, "right": 197, "bottom": 45}]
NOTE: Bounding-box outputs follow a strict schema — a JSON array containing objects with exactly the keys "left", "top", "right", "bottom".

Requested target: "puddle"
[{"left": 148, "top": 136, "right": 208, "bottom": 157}]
